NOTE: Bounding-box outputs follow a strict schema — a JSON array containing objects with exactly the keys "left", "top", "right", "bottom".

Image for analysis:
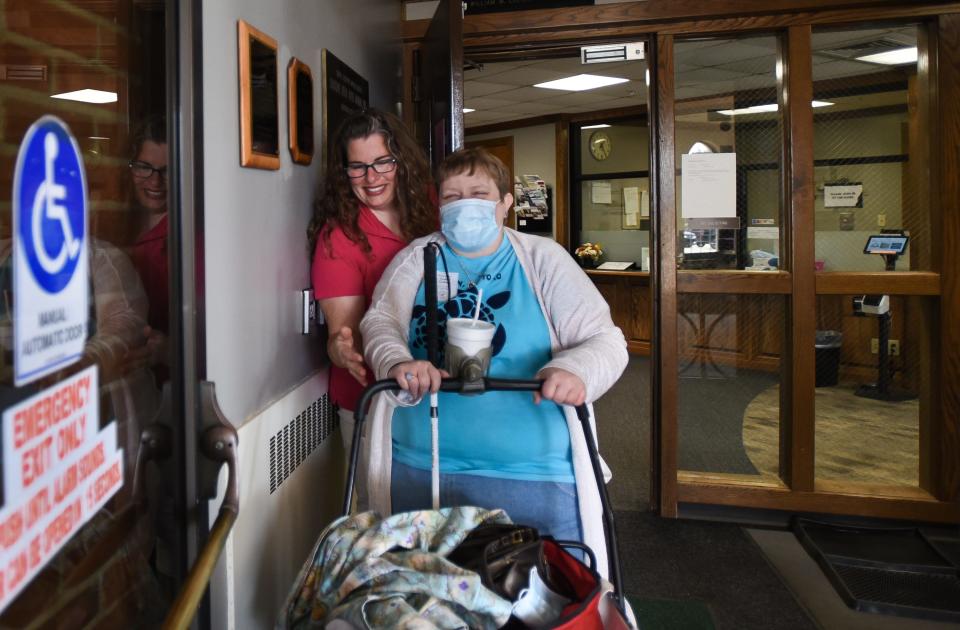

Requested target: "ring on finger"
[{"left": 405, "top": 372, "right": 415, "bottom": 381}]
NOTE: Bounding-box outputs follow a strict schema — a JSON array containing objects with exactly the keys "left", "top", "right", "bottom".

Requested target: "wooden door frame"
[{"left": 401, "top": 0, "right": 960, "bottom": 523}]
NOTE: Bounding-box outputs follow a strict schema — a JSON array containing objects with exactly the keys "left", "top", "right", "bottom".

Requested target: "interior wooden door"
[{"left": 466, "top": 136, "right": 515, "bottom": 227}]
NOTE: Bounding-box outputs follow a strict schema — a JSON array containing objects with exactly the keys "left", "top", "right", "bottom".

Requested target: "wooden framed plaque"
[
  {"left": 287, "top": 58, "right": 314, "bottom": 165},
  {"left": 238, "top": 20, "right": 280, "bottom": 169}
]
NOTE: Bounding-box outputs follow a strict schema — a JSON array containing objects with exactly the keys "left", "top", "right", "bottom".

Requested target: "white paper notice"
[
  {"left": 623, "top": 187, "right": 639, "bottom": 227},
  {"left": 591, "top": 181, "right": 612, "bottom": 204},
  {"left": 641, "top": 190, "right": 650, "bottom": 217},
  {"left": 624, "top": 187, "right": 639, "bottom": 214},
  {"left": 681, "top": 153, "right": 737, "bottom": 218},
  {"left": 747, "top": 227, "right": 779, "bottom": 240},
  {"left": 824, "top": 184, "right": 862, "bottom": 207},
  {"left": 596, "top": 261, "right": 635, "bottom": 271}
]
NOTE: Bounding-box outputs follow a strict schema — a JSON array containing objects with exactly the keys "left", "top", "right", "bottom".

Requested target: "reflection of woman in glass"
[
  {"left": 308, "top": 109, "right": 436, "bottom": 454},
  {"left": 129, "top": 116, "right": 168, "bottom": 333},
  {"left": 128, "top": 116, "right": 169, "bottom": 380}
]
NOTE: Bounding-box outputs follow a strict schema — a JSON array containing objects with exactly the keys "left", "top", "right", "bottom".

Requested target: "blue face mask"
[{"left": 440, "top": 198, "right": 501, "bottom": 253}]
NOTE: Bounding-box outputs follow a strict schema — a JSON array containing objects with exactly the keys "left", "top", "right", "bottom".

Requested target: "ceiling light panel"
[
  {"left": 855, "top": 47, "right": 917, "bottom": 65},
  {"left": 51, "top": 89, "right": 118, "bottom": 104},
  {"left": 534, "top": 74, "right": 628, "bottom": 91}
]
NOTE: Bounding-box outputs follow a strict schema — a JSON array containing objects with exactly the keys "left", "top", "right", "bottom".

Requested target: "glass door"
[
  {"left": 0, "top": 1, "right": 190, "bottom": 625},
  {"left": 653, "top": 18, "right": 957, "bottom": 522}
]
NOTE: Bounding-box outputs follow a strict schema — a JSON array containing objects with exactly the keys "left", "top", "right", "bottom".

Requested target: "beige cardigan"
[{"left": 359, "top": 228, "right": 628, "bottom": 577}]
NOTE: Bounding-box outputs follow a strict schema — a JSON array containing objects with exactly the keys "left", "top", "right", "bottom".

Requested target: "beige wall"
[
  {"left": 581, "top": 124, "right": 650, "bottom": 174},
  {"left": 467, "top": 123, "right": 557, "bottom": 233}
]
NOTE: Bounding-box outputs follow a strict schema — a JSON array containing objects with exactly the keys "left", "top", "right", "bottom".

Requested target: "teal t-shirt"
[{"left": 392, "top": 238, "right": 574, "bottom": 482}]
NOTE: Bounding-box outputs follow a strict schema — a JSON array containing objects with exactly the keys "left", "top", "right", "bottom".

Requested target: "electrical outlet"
[
  {"left": 300, "top": 288, "right": 315, "bottom": 335},
  {"left": 877, "top": 214, "right": 887, "bottom": 227},
  {"left": 870, "top": 338, "right": 900, "bottom": 355}
]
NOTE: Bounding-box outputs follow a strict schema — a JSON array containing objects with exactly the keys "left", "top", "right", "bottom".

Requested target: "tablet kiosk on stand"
[{"left": 853, "top": 231, "right": 916, "bottom": 401}]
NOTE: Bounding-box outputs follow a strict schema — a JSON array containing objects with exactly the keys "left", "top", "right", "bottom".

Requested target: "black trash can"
[{"left": 815, "top": 330, "right": 842, "bottom": 387}]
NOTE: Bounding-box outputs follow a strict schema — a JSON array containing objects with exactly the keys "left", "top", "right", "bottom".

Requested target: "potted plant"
[{"left": 574, "top": 242, "right": 603, "bottom": 268}]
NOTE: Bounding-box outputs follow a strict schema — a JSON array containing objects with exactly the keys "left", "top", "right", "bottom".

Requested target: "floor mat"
[
  {"left": 627, "top": 596, "right": 715, "bottom": 630},
  {"left": 616, "top": 511, "right": 816, "bottom": 630},
  {"left": 793, "top": 518, "right": 960, "bottom": 623}
]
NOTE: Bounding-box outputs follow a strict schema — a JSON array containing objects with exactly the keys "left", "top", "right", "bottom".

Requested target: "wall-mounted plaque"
[
  {"left": 287, "top": 58, "right": 314, "bottom": 165},
  {"left": 321, "top": 49, "right": 369, "bottom": 171},
  {"left": 238, "top": 20, "right": 280, "bottom": 170}
]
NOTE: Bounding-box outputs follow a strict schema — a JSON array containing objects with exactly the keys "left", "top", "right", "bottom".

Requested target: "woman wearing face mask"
[
  {"left": 309, "top": 108, "right": 437, "bottom": 456},
  {"left": 360, "top": 148, "right": 627, "bottom": 577}
]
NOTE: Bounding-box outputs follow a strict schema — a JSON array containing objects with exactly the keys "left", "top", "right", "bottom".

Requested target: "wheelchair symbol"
[{"left": 31, "top": 132, "right": 82, "bottom": 275}]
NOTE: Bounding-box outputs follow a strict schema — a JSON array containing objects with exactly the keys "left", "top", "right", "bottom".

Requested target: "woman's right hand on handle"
[
  {"left": 328, "top": 326, "right": 367, "bottom": 386},
  {"left": 387, "top": 360, "right": 448, "bottom": 400}
]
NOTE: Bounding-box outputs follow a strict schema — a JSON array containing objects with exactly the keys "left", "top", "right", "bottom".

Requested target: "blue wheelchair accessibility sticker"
[
  {"left": 17, "top": 119, "right": 86, "bottom": 292},
  {"left": 12, "top": 116, "right": 89, "bottom": 385}
]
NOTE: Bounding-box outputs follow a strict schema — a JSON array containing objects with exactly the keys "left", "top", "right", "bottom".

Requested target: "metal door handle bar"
[
  {"left": 163, "top": 425, "right": 239, "bottom": 630},
  {"left": 65, "top": 423, "right": 173, "bottom": 587}
]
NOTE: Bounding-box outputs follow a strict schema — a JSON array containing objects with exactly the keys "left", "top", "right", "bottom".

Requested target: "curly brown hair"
[{"left": 307, "top": 109, "right": 435, "bottom": 258}]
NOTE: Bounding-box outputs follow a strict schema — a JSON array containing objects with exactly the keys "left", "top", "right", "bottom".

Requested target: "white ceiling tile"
[
  {"left": 465, "top": 80, "right": 521, "bottom": 97},
  {"left": 467, "top": 96, "right": 523, "bottom": 110},
  {"left": 711, "top": 56, "right": 777, "bottom": 79},
  {"left": 811, "top": 60, "right": 889, "bottom": 81},
  {"left": 676, "top": 38, "right": 776, "bottom": 68},
  {"left": 676, "top": 67, "right": 751, "bottom": 88}
]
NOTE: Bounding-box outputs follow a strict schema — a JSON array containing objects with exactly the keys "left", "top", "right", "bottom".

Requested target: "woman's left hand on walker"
[{"left": 535, "top": 367, "right": 587, "bottom": 406}]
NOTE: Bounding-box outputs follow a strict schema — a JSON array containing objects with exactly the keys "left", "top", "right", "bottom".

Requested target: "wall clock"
[{"left": 589, "top": 131, "right": 611, "bottom": 161}]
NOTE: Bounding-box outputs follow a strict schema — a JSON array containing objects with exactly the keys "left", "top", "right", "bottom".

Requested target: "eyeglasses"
[
  {"left": 128, "top": 160, "right": 168, "bottom": 180},
  {"left": 345, "top": 157, "right": 397, "bottom": 179}
]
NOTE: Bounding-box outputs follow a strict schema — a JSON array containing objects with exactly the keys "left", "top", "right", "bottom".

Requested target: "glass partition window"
[
  {"left": 574, "top": 120, "right": 650, "bottom": 269},
  {"left": 673, "top": 35, "right": 783, "bottom": 271},
  {"left": 814, "top": 295, "right": 929, "bottom": 486},
  {"left": 677, "top": 294, "right": 784, "bottom": 481},
  {"left": 812, "top": 25, "right": 928, "bottom": 272}
]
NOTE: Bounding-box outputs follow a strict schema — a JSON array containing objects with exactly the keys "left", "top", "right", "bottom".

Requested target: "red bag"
[{"left": 536, "top": 541, "right": 631, "bottom": 629}]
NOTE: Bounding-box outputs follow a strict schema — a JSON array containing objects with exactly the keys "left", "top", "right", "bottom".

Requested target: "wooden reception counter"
[
  {"left": 584, "top": 269, "right": 651, "bottom": 355},
  {"left": 584, "top": 268, "right": 935, "bottom": 387}
]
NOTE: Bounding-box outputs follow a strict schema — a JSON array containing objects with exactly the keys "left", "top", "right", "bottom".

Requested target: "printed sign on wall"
[
  {"left": 321, "top": 49, "right": 369, "bottom": 172},
  {"left": 0, "top": 366, "right": 124, "bottom": 611},
  {"left": 824, "top": 183, "right": 863, "bottom": 208},
  {"left": 12, "top": 116, "right": 89, "bottom": 386}
]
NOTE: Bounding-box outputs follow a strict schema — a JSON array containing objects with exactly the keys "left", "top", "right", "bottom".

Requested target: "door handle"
[{"left": 64, "top": 423, "right": 172, "bottom": 587}]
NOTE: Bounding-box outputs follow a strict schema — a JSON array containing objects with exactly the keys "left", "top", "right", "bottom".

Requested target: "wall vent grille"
[{"left": 269, "top": 394, "right": 336, "bottom": 494}]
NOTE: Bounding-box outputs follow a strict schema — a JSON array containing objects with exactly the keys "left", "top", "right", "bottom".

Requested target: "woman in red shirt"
[{"left": 308, "top": 109, "right": 436, "bottom": 456}]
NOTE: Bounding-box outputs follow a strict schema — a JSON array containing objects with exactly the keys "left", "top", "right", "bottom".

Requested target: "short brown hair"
[{"left": 436, "top": 147, "right": 511, "bottom": 199}]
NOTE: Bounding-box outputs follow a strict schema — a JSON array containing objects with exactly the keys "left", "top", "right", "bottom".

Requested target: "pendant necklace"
[{"left": 448, "top": 249, "right": 490, "bottom": 288}]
